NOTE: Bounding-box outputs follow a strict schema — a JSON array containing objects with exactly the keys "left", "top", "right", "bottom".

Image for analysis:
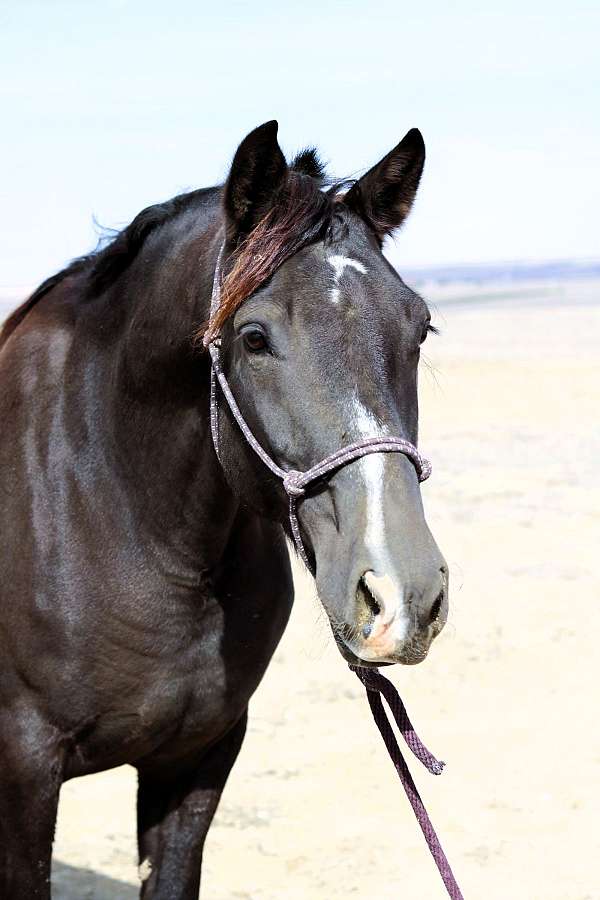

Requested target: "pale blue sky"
[{"left": 1, "top": 0, "right": 599, "bottom": 293}]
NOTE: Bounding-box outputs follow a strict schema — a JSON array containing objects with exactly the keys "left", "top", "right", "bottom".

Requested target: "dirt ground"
[{"left": 48, "top": 279, "right": 599, "bottom": 899}]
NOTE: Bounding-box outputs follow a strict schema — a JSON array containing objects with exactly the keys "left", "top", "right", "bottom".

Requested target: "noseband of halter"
[{"left": 203, "top": 245, "right": 432, "bottom": 571}]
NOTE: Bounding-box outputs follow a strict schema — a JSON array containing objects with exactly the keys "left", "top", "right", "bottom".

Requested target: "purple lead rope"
[
  {"left": 351, "top": 666, "right": 464, "bottom": 899},
  {"left": 204, "top": 242, "right": 465, "bottom": 900}
]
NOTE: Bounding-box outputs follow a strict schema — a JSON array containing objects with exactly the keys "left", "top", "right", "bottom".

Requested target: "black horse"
[{"left": 0, "top": 121, "right": 448, "bottom": 899}]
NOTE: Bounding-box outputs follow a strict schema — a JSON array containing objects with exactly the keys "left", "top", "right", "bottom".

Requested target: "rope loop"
[{"left": 419, "top": 457, "right": 433, "bottom": 481}]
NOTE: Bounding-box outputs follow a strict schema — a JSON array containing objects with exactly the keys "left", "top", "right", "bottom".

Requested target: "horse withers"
[{"left": 0, "top": 121, "right": 448, "bottom": 898}]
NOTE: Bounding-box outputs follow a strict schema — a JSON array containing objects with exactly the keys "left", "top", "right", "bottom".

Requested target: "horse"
[{"left": 0, "top": 120, "right": 448, "bottom": 899}]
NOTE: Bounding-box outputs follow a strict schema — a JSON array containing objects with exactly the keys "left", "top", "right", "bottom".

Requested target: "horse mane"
[
  {"left": 1, "top": 147, "right": 346, "bottom": 350},
  {"left": 0, "top": 188, "right": 213, "bottom": 349},
  {"left": 0, "top": 256, "right": 91, "bottom": 349},
  {"left": 202, "top": 151, "right": 351, "bottom": 342}
]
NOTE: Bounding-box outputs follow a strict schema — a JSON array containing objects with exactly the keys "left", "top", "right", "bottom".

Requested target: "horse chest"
[
  {"left": 160, "top": 588, "right": 290, "bottom": 743},
  {"left": 66, "top": 581, "right": 291, "bottom": 775}
]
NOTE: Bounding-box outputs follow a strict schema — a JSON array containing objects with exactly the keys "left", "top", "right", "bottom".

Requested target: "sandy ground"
[{"left": 8, "top": 279, "right": 600, "bottom": 899}]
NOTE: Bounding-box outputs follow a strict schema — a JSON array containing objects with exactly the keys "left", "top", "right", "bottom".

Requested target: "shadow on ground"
[{"left": 52, "top": 860, "right": 138, "bottom": 899}]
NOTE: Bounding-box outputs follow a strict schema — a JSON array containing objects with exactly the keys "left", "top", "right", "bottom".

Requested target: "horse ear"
[
  {"left": 344, "top": 128, "right": 426, "bottom": 242},
  {"left": 223, "top": 120, "right": 288, "bottom": 244}
]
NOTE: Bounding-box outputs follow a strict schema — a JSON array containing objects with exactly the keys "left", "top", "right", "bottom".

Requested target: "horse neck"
[{"left": 95, "top": 205, "right": 240, "bottom": 572}]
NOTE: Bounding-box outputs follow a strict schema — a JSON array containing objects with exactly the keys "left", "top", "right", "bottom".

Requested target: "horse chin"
[
  {"left": 336, "top": 642, "right": 389, "bottom": 669},
  {"left": 333, "top": 632, "right": 432, "bottom": 668}
]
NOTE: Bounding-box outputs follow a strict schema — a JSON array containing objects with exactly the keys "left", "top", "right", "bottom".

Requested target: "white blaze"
[
  {"left": 351, "top": 401, "right": 410, "bottom": 642},
  {"left": 327, "top": 254, "right": 367, "bottom": 303}
]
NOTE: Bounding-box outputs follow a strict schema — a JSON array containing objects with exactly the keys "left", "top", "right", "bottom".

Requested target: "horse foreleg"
[
  {"left": 0, "top": 712, "right": 63, "bottom": 900},
  {"left": 136, "top": 711, "right": 247, "bottom": 900}
]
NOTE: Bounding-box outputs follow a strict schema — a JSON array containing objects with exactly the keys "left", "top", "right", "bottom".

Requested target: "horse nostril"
[
  {"left": 357, "top": 574, "right": 381, "bottom": 640},
  {"left": 429, "top": 590, "right": 444, "bottom": 625}
]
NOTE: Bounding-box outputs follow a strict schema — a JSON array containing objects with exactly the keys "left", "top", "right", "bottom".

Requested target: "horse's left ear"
[
  {"left": 223, "top": 120, "right": 288, "bottom": 245},
  {"left": 344, "top": 128, "right": 426, "bottom": 242}
]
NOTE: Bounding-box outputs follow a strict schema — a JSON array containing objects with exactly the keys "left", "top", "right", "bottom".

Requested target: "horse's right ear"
[{"left": 223, "top": 121, "right": 288, "bottom": 245}]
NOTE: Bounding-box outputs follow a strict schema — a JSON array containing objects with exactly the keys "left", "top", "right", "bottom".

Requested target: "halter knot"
[
  {"left": 283, "top": 470, "right": 305, "bottom": 498},
  {"left": 349, "top": 664, "right": 382, "bottom": 692}
]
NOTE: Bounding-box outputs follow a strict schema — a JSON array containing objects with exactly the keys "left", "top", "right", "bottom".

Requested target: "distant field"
[
  {"left": 3, "top": 259, "right": 599, "bottom": 326},
  {"left": 421, "top": 275, "right": 600, "bottom": 311}
]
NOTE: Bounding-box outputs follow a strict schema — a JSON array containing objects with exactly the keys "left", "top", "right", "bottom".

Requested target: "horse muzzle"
[{"left": 335, "top": 567, "right": 449, "bottom": 666}]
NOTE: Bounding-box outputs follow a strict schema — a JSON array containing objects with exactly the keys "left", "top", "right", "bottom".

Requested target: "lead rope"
[
  {"left": 204, "top": 243, "right": 464, "bottom": 899},
  {"left": 351, "top": 666, "right": 465, "bottom": 899}
]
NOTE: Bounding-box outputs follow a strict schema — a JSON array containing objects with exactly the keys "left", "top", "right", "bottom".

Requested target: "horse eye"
[
  {"left": 242, "top": 329, "right": 267, "bottom": 353},
  {"left": 420, "top": 322, "right": 437, "bottom": 344}
]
